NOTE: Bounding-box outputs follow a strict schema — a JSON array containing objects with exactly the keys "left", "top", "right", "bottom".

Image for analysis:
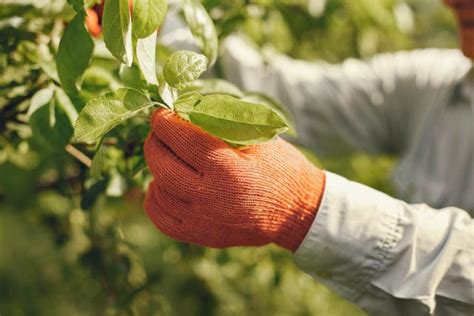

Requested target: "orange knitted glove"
[
  {"left": 144, "top": 109, "right": 326, "bottom": 252},
  {"left": 445, "top": 0, "right": 474, "bottom": 58}
]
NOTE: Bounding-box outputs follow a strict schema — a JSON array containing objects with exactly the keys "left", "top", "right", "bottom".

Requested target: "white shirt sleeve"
[{"left": 294, "top": 172, "right": 474, "bottom": 316}]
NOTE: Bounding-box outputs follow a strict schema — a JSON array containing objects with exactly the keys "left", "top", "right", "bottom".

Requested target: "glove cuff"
[{"left": 273, "top": 168, "right": 326, "bottom": 252}]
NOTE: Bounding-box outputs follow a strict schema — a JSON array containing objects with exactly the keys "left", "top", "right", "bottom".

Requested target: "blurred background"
[{"left": 0, "top": 0, "right": 458, "bottom": 315}]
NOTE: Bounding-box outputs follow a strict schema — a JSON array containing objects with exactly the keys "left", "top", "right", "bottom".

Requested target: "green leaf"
[
  {"left": 27, "top": 86, "right": 55, "bottom": 117},
  {"left": 102, "top": 0, "right": 133, "bottom": 66},
  {"left": 174, "top": 91, "right": 202, "bottom": 120},
  {"left": 188, "top": 94, "right": 288, "bottom": 145},
  {"left": 72, "top": 88, "right": 153, "bottom": 143},
  {"left": 243, "top": 92, "right": 296, "bottom": 136},
  {"left": 56, "top": 11, "right": 94, "bottom": 94},
  {"left": 162, "top": 50, "right": 208, "bottom": 90},
  {"left": 157, "top": 74, "right": 177, "bottom": 108},
  {"left": 90, "top": 142, "right": 106, "bottom": 179},
  {"left": 132, "top": 0, "right": 167, "bottom": 38},
  {"left": 181, "top": 79, "right": 243, "bottom": 97},
  {"left": 29, "top": 96, "right": 74, "bottom": 152},
  {"left": 67, "top": 0, "right": 84, "bottom": 12},
  {"left": 136, "top": 30, "right": 158, "bottom": 85},
  {"left": 40, "top": 59, "right": 60, "bottom": 83},
  {"left": 27, "top": 87, "right": 75, "bottom": 131},
  {"left": 181, "top": 0, "right": 218, "bottom": 66},
  {"left": 83, "top": 65, "right": 121, "bottom": 91},
  {"left": 55, "top": 87, "right": 79, "bottom": 125},
  {"left": 119, "top": 64, "right": 145, "bottom": 90}
]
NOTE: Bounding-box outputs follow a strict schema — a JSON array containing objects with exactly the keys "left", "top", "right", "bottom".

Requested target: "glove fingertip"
[
  {"left": 151, "top": 108, "right": 172, "bottom": 127},
  {"left": 151, "top": 108, "right": 193, "bottom": 137}
]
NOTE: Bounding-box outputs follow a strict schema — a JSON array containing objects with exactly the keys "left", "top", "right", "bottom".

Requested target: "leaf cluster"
[{"left": 70, "top": 2, "right": 291, "bottom": 147}]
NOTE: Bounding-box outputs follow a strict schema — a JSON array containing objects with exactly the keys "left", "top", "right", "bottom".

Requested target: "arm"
[
  {"left": 221, "top": 36, "right": 471, "bottom": 156},
  {"left": 295, "top": 172, "right": 474, "bottom": 315},
  {"left": 144, "top": 109, "right": 473, "bottom": 316}
]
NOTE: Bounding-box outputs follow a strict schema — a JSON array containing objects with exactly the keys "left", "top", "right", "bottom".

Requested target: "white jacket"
[{"left": 221, "top": 36, "right": 474, "bottom": 316}]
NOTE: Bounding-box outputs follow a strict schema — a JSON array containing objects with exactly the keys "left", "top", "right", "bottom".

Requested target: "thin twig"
[
  {"left": 73, "top": 138, "right": 118, "bottom": 146},
  {"left": 65, "top": 144, "right": 92, "bottom": 168}
]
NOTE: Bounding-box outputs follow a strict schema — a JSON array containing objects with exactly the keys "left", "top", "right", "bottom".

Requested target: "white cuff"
[{"left": 293, "top": 172, "right": 403, "bottom": 301}]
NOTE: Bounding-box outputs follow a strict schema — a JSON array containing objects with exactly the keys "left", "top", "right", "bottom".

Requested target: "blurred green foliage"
[
  {"left": 0, "top": 0, "right": 457, "bottom": 315},
  {"left": 204, "top": 0, "right": 457, "bottom": 61}
]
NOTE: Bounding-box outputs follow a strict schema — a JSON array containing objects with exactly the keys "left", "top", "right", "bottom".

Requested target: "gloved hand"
[
  {"left": 444, "top": 0, "right": 474, "bottom": 58},
  {"left": 144, "top": 109, "right": 326, "bottom": 252}
]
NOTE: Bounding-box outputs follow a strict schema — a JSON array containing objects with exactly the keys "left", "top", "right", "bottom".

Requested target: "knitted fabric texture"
[
  {"left": 445, "top": 0, "right": 474, "bottom": 59},
  {"left": 144, "top": 109, "right": 326, "bottom": 252}
]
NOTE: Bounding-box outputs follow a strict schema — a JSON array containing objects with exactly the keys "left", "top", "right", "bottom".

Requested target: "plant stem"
[{"left": 65, "top": 144, "right": 92, "bottom": 167}]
